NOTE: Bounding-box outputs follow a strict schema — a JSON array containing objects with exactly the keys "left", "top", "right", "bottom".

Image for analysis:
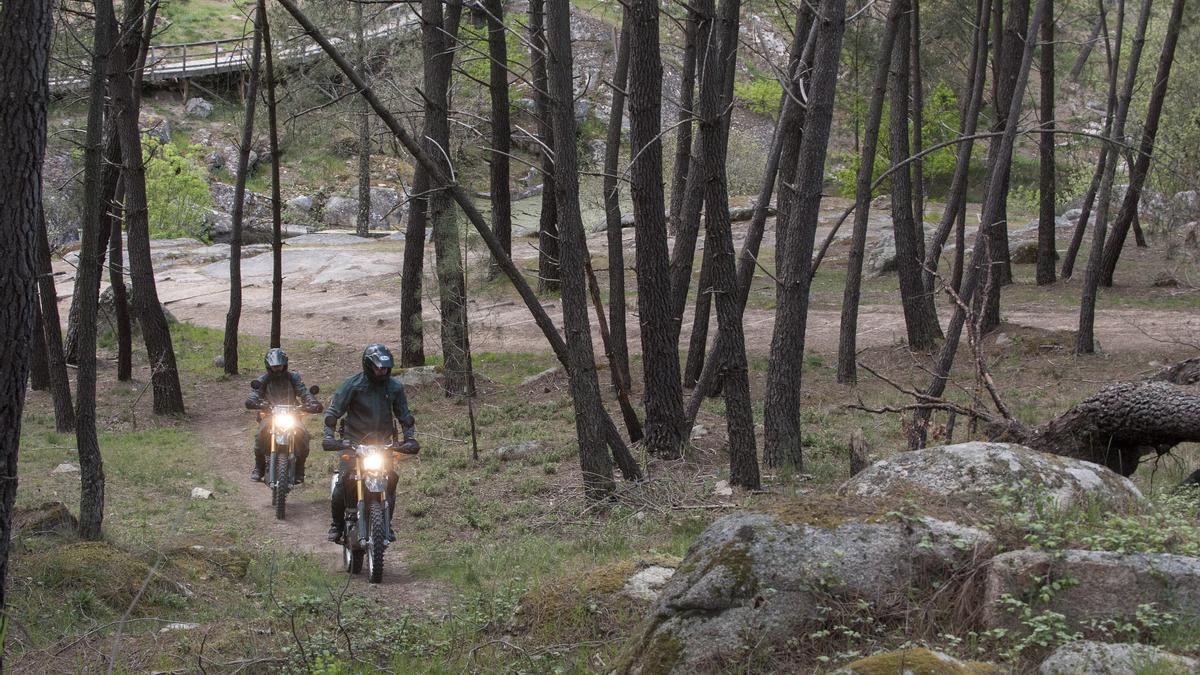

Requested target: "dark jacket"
[
  {"left": 322, "top": 373, "right": 415, "bottom": 444},
  {"left": 246, "top": 371, "right": 318, "bottom": 410}
]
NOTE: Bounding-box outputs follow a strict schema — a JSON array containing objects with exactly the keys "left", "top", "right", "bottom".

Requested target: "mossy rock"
[
  {"left": 834, "top": 648, "right": 1001, "bottom": 674},
  {"left": 30, "top": 541, "right": 184, "bottom": 611},
  {"left": 511, "top": 560, "right": 653, "bottom": 644}
]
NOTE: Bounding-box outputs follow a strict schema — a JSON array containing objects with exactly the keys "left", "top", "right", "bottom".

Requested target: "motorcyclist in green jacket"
[
  {"left": 322, "top": 344, "right": 418, "bottom": 542},
  {"left": 244, "top": 348, "right": 322, "bottom": 483}
]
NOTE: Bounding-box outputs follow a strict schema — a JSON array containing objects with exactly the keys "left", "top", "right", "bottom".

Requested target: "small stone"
[
  {"left": 399, "top": 365, "right": 441, "bottom": 387},
  {"left": 713, "top": 479, "right": 733, "bottom": 497},
  {"left": 160, "top": 622, "right": 200, "bottom": 633},
  {"left": 286, "top": 195, "right": 314, "bottom": 213},
  {"left": 690, "top": 424, "right": 708, "bottom": 440},
  {"left": 994, "top": 332, "right": 1013, "bottom": 347},
  {"left": 495, "top": 441, "right": 539, "bottom": 461},
  {"left": 190, "top": 487, "right": 213, "bottom": 500},
  {"left": 621, "top": 565, "right": 675, "bottom": 602},
  {"left": 184, "top": 97, "right": 214, "bottom": 118},
  {"left": 51, "top": 462, "right": 80, "bottom": 475},
  {"left": 520, "top": 367, "right": 560, "bottom": 387},
  {"left": 212, "top": 355, "right": 225, "bottom": 369}
]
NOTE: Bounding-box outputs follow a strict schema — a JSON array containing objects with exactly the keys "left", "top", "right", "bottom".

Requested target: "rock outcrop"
[{"left": 1038, "top": 641, "right": 1198, "bottom": 674}]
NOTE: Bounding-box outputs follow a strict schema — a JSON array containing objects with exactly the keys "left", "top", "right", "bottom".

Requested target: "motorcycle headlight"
[
  {"left": 362, "top": 452, "right": 385, "bottom": 472},
  {"left": 274, "top": 413, "right": 296, "bottom": 430}
]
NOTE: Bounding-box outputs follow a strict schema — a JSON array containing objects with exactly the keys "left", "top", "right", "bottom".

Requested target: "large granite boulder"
[{"left": 1038, "top": 641, "right": 1198, "bottom": 674}]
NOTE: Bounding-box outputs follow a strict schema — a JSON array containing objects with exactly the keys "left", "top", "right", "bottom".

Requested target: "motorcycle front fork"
[{"left": 355, "top": 490, "right": 393, "bottom": 545}]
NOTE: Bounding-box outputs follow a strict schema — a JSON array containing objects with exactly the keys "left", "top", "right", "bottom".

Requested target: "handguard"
[
  {"left": 396, "top": 438, "right": 421, "bottom": 455},
  {"left": 322, "top": 437, "right": 349, "bottom": 452}
]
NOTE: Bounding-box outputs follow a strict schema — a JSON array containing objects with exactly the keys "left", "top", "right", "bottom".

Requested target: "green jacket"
[
  {"left": 323, "top": 372, "right": 415, "bottom": 444},
  {"left": 246, "top": 371, "right": 318, "bottom": 409}
]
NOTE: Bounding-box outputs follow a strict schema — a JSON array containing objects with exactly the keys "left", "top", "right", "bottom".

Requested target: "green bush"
[
  {"left": 734, "top": 77, "right": 784, "bottom": 119},
  {"left": 142, "top": 135, "right": 213, "bottom": 240}
]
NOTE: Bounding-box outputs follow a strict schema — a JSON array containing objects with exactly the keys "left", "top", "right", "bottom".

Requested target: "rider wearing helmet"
[
  {"left": 244, "top": 348, "right": 323, "bottom": 483},
  {"left": 322, "top": 344, "right": 419, "bottom": 542}
]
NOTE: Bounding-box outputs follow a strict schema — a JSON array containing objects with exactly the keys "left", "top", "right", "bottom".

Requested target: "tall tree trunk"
[
  {"left": 1080, "top": 0, "right": 1148, "bottom": 352},
  {"left": 223, "top": 17, "right": 263, "bottom": 376},
  {"left": 1070, "top": 7, "right": 1106, "bottom": 81},
  {"left": 277, "top": 0, "right": 641, "bottom": 485},
  {"left": 628, "top": 0, "right": 685, "bottom": 458},
  {"left": 921, "top": 0, "right": 992, "bottom": 291},
  {"left": 545, "top": 0, "right": 614, "bottom": 498},
  {"left": 1061, "top": 156, "right": 1105, "bottom": 278},
  {"left": 585, "top": 261, "right": 643, "bottom": 442},
  {"left": 261, "top": 0, "right": 283, "bottom": 348},
  {"left": 666, "top": 0, "right": 717, "bottom": 342},
  {"left": 29, "top": 301, "right": 49, "bottom": 391},
  {"left": 108, "top": 184, "right": 132, "bottom": 380},
  {"left": 485, "top": 0, "right": 513, "bottom": 281},
  {"left": 35, "top": 206, "right": 74, "bottom": 431},
  {"left": 913, "top": 0, "right": 1049, "bottom": 449},
  {"left": 355, "top": 0, "right": 371, "bottom": 238},
  {"left": 602, "top": 11, "right": 633, "bottom": 393},
  {"left": 74, "top": 0, "right": 114, "bottom": 541},
  {"left": 1036, "top": 0, "right": 1057, "bottom": 286},
  {"left": 0, "top": 0, "right": 52, "bottom": 644},
  {"left": 399, "top": 164, "right": 428, "bottom": 366},
  {"left": 910, "top": 0, "right": 925, "bottom": 238},
  {"left": 683, "top": 235, "right": 713, "bottom": 389},
  {"left": 420, "top": 0, "right": 471, "bottom": 397},
  {"left": 111, "top": 0, "right": 185, "bottom": 415},
  {"left": 1099, "top": 0, "right": 1181, "bottom": 285},
  {"left": 837, "top": 0, "right": 905, "bottom": 384},
  {"left": 771, "top": 9, "right": 816, "bottom": 264},
  {"left": 667, "top": 5, "right": 701, "bottom": 236},
  {"left": 763, "top": 0, "right": 847, "bottom": 471},
  {"left": 530, "top": 0, "right": 560, "bottom": 293},
  {"left": 990, "top": 0, "right": 1031, "bottom": 290},
  {"left": 888, "top": 4, "right": 942, "bottom": 351}
]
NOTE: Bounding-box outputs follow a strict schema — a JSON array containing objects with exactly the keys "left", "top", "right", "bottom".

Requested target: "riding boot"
[{"left": 386, "top": 497, "right": 397, "bottom": 543}]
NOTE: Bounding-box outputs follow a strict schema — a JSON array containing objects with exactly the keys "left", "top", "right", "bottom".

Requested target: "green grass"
[{"left": 157, "top": 0, "right": 253, "bottom": 43}]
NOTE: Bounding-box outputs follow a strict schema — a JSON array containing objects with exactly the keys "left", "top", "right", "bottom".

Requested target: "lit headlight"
[
  {"left": 362, "top": 452, "right": 385, "bottom": 472},
  {"left": 274, "top": 414, "right": 296, "bottom": 430}
]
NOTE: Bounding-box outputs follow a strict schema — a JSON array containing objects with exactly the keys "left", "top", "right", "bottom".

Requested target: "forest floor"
[{"left": 13, "top": 209, "right": 1200, "bottom": 671}]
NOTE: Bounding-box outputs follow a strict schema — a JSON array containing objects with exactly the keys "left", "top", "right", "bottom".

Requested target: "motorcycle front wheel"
[
  {"left": 274, "top": 452, "right": 290, "bottom": 520},
  {"left": 367, "top": 499, "right": 386, "bottom": 584}
]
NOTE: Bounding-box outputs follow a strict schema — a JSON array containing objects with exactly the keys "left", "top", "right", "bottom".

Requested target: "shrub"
[{"left": 142, "top": 135, "right": 213, "bottom": 240}]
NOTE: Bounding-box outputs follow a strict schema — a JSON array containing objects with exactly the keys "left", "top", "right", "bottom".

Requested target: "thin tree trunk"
[
  {"left": 1036, "top": 0, "right": 1057, "bottom": 285},
  {"left": 667, "top": 5, "right": 700, "bottom": 236},
  {"left": 888, "top": 8, "right": 942, "bottom": 350},
  {"left": 546, "top": 0, "right": 615, "bottom": 498},
  {"left": 988, "top": 0, "right": 1032, "bottom": 292},
  {"left": 261, "top": 0, "right": 283, "bottom": 348},
  {"left": 485, "top": 0, "right": 512, "bottom": 281},
  {"left": 772, "top": 10, "right": 816, "bottom": 265},
  {"left": 108, "top": 183, "right": 132, "bottom": 380},
  {"left": 1078, "top": 0, "right": 1131, "bottom": 354},
  {"left": 111, "top": 0, "right": 185, "bottom": 415},
  {"left": 223, "top": 16, "right": 263, "bottom": 376},
  {"left": 29, "top": 301, "right": 49, "bottom": 391},
  {"left": 1098, "top": 0, "right": 1165, "bottom": 286},
  {"left": 63, "top": 134, "right": 120, "bottom": 365},
  {"left": 277, "top": 0, "right": 641, "bottom": 484},
  {"left": 531, "top": 0, "right": 560, "bottom": 293},
  {"left": 683, "top": 235, "right": 713, "bottom": 389},
  {"left": 585, "top": 262, "right": 643, "bottom": 442},
  {"left": 763, "top": 0, "right": 847, "bottom": 471},
  {"left": 921, "top": 0, "right": 992, "bottom": 291},
  {"left": 628, "top": 0, "right": 685, "bottom": 458},
  {"left": 602, "top": 11, "right": 633, "bottom": 394},
  {"left": 1070, "top": 8, "right": 1105, "bottom": 81},
  {"left": 913, "top": 0, "right": 1049, "bottom": 449},
  {"left": 910, "top": 0, "right": 925, "bottom": 240},
  {"left": 1061, "top": 156, "right": 1105, "bottom": 278},
  {"left": 837, "top": 0, "right": 905, "bottom": 383},
  {"left": 74, "top": 0, "right": 114, "bottom": 541},
  {"left": 355, "top": 0, "right": 371, "bottom": 238},
  {"left": 36, "top": 206, "right": 74, "bottom": 431},
  {"left": 399, "top": 163, "right": 428, "bottom": 366},
  {"left": 0, "top": 0, "right": 52, "bottom": 639}
]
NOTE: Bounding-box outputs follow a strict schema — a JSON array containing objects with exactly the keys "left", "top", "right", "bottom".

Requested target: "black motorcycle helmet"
[
  {"left": 362, "top": 344, "right": 395, "bottom": 381},
  {"left": 265, "top": 348, "right": 288, "bottom": 375}
]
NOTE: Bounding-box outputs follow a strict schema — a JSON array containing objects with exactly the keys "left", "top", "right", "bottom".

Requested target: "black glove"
[
  {"left": 396, "top": 438, "right": 420, "bottom": 455},
  {"left": 244, "top": 397, "right": 260, "bottom": 411},
  {"left": 305, "top": 401, "right": 324, "bottom": 414},
  {"left": 322, "top": 437, "right": 346, "bottom": 452}
]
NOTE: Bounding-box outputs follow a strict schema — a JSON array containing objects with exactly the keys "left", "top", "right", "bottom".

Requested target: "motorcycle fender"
[{"left": 365, "top": 476, "right": 388, "bottom": 493}]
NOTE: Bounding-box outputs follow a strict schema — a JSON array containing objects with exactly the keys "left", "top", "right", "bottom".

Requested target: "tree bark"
[
  {"left": 261, "top": 0, "right": 283, "bottom": 348},
  {"left": 602, "top": 11, "right": 633, "bottom": 395},
  {"left": 485, "top": 0, "right": 513, "bottom": 281},
  {"left": 1036, "top": 0, "right": 1057, "bottom": 286},
  {"left": 35, "top": 206, "right": 74, "bottom": 431},
  {"left": 530, "top": 0, "right": 560, "bottom": 293},
  {"left": 912, "top": 0, "right": 1049, "bottom": 449},
  {"left": 1060, "top": 156, "right": 1105, "bottom": 278},
  {"left": 837, "top": 0, "right": 905, "bottom": 383},
  {"left": 585, "top": 261, "right": 643, "bottom": 442},
  {"left": 108, "top": 183, "right": 132, "bottom": 380},
  {"left": 545, "top": 0, "right": 615, "bottom": 498},
  {"left": 74, "top": 0, "right": 114, "bottom": 541},
  {"left": 667, "top": 4, "right": 701, "bottom": 236},
  {"left": 111, "top": 0, "right": 185, "bottom": 415},
  {"left": 910, "top": 0, "right": 925, "bottom": 239},
  {"left": 683, "top": 235, "right": 713, "bottom": 389},
  {"left": 628, "top": 0, "right": 685, "bottom": 457},
  {"left": 762, "top": 0, "right": 847, "bottom": 471},
  {"left": 1070, "top": 7, "right": 1106, "bottom": 81},
  {"left": 921, "top": 0, "right": 992, "bottom": 292},
  {"left": 29, "top": 300, "right": 49, "bottom": 391},
  {"left": 355, "top": 0, "right": 371, "bottom": 238},
  {"left": 1098, "top": 0, "right": 1172, "bottom": 286},
  {"left": 223, "top": 15, "right": 263, "bottom": 376},
  {"left": 987, "top": 0, "right": 1032, "bottom": 292},
  {"left": 0, "top": 0, "right": 52, "bottom": 645},
  {"left": 888, "top": 6, "right": 942, "bottom": 351},
  {"left": 399, "top": 163, "right": 428, "bottom": 366}
]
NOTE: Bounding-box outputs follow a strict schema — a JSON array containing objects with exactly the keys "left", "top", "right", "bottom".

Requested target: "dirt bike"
[
  {"left": 250, "top": 380, "right": 320, "bottom": 520},
  {"left": 326, "top": 437, "right": 419, "bottom": 583}
]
